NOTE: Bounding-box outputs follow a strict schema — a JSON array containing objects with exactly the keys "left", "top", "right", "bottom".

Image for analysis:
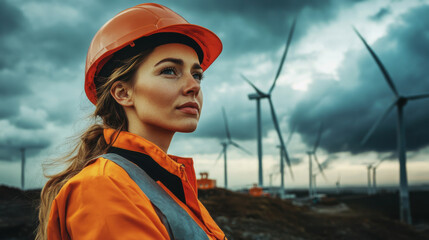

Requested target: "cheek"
[
  {"left": 198, "top": 91, "right": 203, "bottom": 109},
  {"left": 134, "top": 82, "right": 177, "bottom": 111}
]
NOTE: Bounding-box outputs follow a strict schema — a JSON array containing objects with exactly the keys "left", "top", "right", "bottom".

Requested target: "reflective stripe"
[{"left": 100, "top": 153, "right": 209, "bottom": 240}]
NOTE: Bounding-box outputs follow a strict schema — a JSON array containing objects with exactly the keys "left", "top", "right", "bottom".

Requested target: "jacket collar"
[{"left": 103, "top": 128, "right": 195, "bottom": 179}]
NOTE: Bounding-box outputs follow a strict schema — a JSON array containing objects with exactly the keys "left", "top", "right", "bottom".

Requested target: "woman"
[{"left": 36, "top": 3, "right": 225, "bottom": 240}]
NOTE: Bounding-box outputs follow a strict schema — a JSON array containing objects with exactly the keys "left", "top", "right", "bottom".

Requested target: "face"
[{"left": 128, "top": 43, "right": 204, "bottom": 134}]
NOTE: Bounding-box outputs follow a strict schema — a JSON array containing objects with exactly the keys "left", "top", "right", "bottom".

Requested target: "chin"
[
  {"left": 174, "top": 121, "right": 198, "bottom": 133},
  {"left": 177, "top": 125, "right": 198, "bottom": 133}
]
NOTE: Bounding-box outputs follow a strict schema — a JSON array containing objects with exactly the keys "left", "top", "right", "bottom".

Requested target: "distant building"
[
  {"left": 249, "top": 183, "right": 269, "bottom": 197},
  {"left": 197, "top": 172, "right": 216, "bottom": 190}
]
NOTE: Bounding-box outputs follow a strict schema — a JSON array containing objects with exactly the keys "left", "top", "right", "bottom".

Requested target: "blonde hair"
[{"left": 36, "top": 49, "right": 153, "bottom": 240}]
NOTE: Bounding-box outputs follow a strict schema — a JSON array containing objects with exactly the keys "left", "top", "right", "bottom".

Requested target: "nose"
[{"left": 182, "top": 73, "right": 201, "bottom": 96}]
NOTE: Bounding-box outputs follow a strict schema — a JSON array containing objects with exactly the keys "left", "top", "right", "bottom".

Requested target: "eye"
[
  {"left": 193, "top": 72, "right": 204, "bottom": 81},
  {"left": 160, "top": 67, "right": 177, "bottom": 76}
]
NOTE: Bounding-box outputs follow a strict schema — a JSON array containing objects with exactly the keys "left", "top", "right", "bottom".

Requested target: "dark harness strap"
[{"left": 99, "top": 153, "right": 209, "bottom": 240}]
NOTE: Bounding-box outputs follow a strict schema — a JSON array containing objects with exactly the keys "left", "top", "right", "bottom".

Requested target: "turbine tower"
[
  {"left": 273, "top": 127, "right": 295, "bottom": 198},
  {"left": 366, "top": 164, "right": 373, "bottom": 195},
  {"left": 307, "top": 123, "right": 327, "bottom": 198},
  {"left": 355, "top": 27, "right": 429, "bottom": 224},
  {"left": 0, "top": 145, "right": 38, "bottom": 190},
  {"left": 372, "top": 160, "right": 384, "bottom": 194},
  {"left": 336, "top": 174, "right": 341, "bottom": 194},
  {"left": 242, "top": 16, "right": 297, "bottom": 186},
  {"left": 276, "top": 145, "right": 285, "bottom": 198},
  {"left": 312, "top": 174, "right": 318, "bottom": 196},
  {"left": 20, "top": 148, "right": 26, "bottom": 190},
  {"left": 216, "top": 107, "right": 251, "bottom": 189}
]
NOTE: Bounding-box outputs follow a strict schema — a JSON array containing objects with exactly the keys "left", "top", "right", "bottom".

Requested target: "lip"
[{"left": 176, "top": 102, "right": 200, "bottom": 115}]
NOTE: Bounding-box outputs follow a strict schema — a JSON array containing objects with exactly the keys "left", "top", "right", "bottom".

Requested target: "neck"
[{"left": 128, "top": 123, "right": 174, "bottom": 153}]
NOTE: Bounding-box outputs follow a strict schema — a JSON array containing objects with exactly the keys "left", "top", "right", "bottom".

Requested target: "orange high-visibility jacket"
[{"left": 47, "top": 128, "right": 226, "bottom": 240}]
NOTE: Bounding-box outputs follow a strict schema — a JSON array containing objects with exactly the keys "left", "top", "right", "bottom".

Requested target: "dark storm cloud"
[
  {"left": 369, "top": 7, "right": 391, "bottom": 21},
  {"left": 0, "top": 133, "right": 51, "bottom": 149},
  {"left": 0, "top": 69, "right": 29, "bottom": 119},
  {"left": 0, "top": 1, "right": 24, "bottom": 35},
  {"left": 0, "top": 0, "right": 89, "bottom": 159},
  {"left": 290, "top": 5, "right": 429, "bottom": 155},
  {"left": 29, "top": 25, "right": 93, "bottom": 69},
  {"left": 320, "top": 154, "right": 339, "bottom": 169},
  {"left": 45, "top": 104, "right": 79, "bottom": 125},
  {"left": 10, "top": 113, "right": 46, "bottom": 130},
  {"left": 12, "top": 119, "right": 44, "bottom": 130},
  {"left": 0, "top": 134, "right": 51, "bottom": 162},
  {"left": 0, "top": 0, "right": 27, "bottom": 70},
  {"left": 0, "top": 74, "right": 31, "bottom": 97},
  {"left": 0, "top": 97, "right": 20, "bottom": 118},
  {"left": 1, "top": 0, "right": 367, "bottom": 135},
  {"left": 173, "top": 0, "right": 367, "bottom": 58},
  {"left": 0, "top": 0, "right": 99, "bottom": 129},
  {"left": 179, "top": 0, "right": 368, "bottom": 142}
]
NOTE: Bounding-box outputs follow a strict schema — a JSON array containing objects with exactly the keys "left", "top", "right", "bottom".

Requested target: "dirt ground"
[
  {"left": 0, "top": 185, "right": 428, "bottom": 240},
  {"left": 0, "top": 186, "right": 39, "bottom": 240},
  {"left": 199, "top": 188, "right": 429, "bottom": 240}
]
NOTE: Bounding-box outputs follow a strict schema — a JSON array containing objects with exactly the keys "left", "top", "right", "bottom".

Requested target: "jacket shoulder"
[
  {"left": 48, "top": 157, "right": 170, "bottom": 239},
  {"left": 58, "top": 157, "right": 147, "bottom": 203}
]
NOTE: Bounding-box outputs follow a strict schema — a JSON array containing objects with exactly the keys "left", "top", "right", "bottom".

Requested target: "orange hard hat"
[{"left": 85, "top": 3, "right": 223, "bottom": 105}]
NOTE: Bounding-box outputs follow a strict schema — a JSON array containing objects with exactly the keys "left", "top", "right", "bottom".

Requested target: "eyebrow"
[{"left": 154, "top": 58, "right": 202, "bottom": 70}]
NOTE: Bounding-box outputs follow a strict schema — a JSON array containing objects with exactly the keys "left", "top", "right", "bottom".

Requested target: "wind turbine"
[
  {"left": 271, "top": 126, "right": 297, "bottom": 199},
  {"left": 336, "top": 174, "right": 341, "bottom": 194},
  {"left": 366, "top": 163, "right": 373, "bottom": 195},
  {"left": 312, "top": 174, "right": 318, "bottom": 197},
  {"left": 216, "top": 107, "right": 251, "bottom": 189},
  {"left": 355, "top": 27, "right": 429, "bottom": 224},
  {"left": 372, "top": 160, "right": 384, "bottom": 194},
  {"left": 268, "top": 172, "right": 275, "bottom": 188},
  {"left": 0, "top": 145, "right": 37, "bottom": 190},
  {"left": 242, "top": 16, "right": 297, "bottom": 186},
  {"left": 307, "top": 123, "right": 327, "bottom": 198}
]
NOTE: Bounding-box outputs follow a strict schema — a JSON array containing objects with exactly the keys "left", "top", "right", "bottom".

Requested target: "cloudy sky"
[{"left": 1, "top": 0, "right": 429, "bottom": 190}]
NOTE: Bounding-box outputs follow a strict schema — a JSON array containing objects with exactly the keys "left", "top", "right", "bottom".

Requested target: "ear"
[{"left": 110, "top": 81, "right": 133, "bottom": 107}]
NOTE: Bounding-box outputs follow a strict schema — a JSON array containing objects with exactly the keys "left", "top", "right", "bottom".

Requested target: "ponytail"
[
  {"left": 36, "top": 48, "right": 153, "bottom": 240},
  {"left": 36, "top": 124, "right": 109, "bottom": 240}
]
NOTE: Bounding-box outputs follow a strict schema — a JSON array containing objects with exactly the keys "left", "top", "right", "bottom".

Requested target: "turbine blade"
[
  {"left": 215, "top": 148, "right": 224, "bottom": 165},
  {"left": 230, "top": 141, "right": 252, "bottom": 155},
  {"left": 286, "top": 124, "right": 296, "bottom": 146},
  {"left": 313, "top": 122, "right": 323, "bottom": 153},
  {"left": 216, "top": 147, "right": 224, "bottom": 160},
  {"left": 241, "top": 74, "right": 266, "bottom": 96},
  {"left": 374, "top": 159, "right": 385, "bottom": 168},
  {"left": 283, "top": 148, "right": 295, "bottom": 181},
  {"left": 361, "top": 99, "right": 397, "bottom": 145},
  {"left": 313, "top": 153, "right": 327, "bottom": 181},
  {"left": 406, "top": 93, "right": 429, "bottom": 101},
  {"left": 222, "top": 107, "right": 232, "bottom": 141},
  {"left": 353, "top": 27, "right": 399, "bottom": 97},
  {"left": 268, "top": 98, "right": 294, "bottom": 179},
  {"left": 269, "top": 16, "right": 298, "bottom": 94}
]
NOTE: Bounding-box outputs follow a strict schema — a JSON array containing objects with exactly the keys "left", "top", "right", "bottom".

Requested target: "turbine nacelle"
[
  {"left": 248, "top": 92, "right": 269, "bottom": 99},
  {"left": 397, "top": 96, "right": 407, "bottom": 107}
]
